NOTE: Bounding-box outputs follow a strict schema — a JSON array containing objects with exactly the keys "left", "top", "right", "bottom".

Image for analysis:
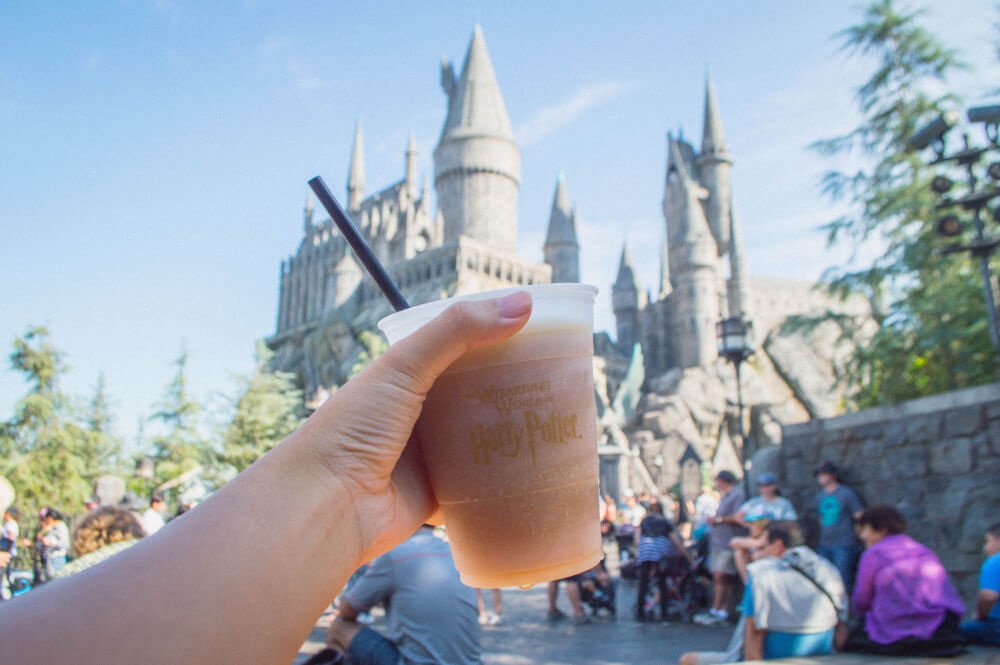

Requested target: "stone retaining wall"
[{"left": 779, "top": 382, "right": 1000, "bottom": 601}]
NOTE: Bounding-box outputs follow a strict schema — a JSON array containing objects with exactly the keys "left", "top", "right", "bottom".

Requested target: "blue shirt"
[
  {"left": 742, "top": 577, "right": 835, "bottom": 659},
  {"left": 981, "top": 552, "right": 1000, "bottom": 621}
]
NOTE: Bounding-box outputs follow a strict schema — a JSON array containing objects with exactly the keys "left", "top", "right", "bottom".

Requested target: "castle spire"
[
  {"left": 613, "top": 242, "right": 642, "bottom": 351},
  {"left": 434, "top": 26, "right": 521, "bottom": 252},
  {"left": 701, "top": 73, "right": 729, "bottom": 158},
  {"left": 543, "top": 172, "right": 580, "bottom": 283},
  {"left": 659, "top": 231, "right": 671, "bottom": 299},
  {"left": 405, "top": 132, "right": 418, "bottom": 197},
  {"left": 615, "top": 243, "right": 640, "bottom": 291},
  {"left": 347, "top": 117, "right": 365, "bottom": 210},
  {"left": 303, "top": 192, "right": 314, "bottom": 234}
]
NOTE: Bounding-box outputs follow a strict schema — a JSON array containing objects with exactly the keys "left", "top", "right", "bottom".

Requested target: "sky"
[{"left": 2, "top": 1, "right": 999, "bottom": 447}]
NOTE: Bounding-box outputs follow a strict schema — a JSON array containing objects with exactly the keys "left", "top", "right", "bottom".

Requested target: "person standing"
[
  {"left": 695, "top": 471, "right": 747, "bottom": 626},
  {"left": 36, "top": 508, "right": 70, "bottom": 582},
  {"left": 961, "top": 522, "right": 1000, "bottom": 645},
  {"left": 813, "top": 462, "right": 864, "bottom": 592},
  {"left": 326, "top": 524, "right": 481, "bottom": 665},
  {"left": 635, "top": 498, "right": 690, "bottom": 623},
  {"left": 140, "top": 493, "right": 167, "bottom": 536},
  {"left": 476, "top": 588, "right": 503, "bottom": 626}
]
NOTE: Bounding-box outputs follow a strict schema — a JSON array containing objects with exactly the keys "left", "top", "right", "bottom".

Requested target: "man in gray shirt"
[
  {"left": 694, "top": 470, "right": 747, "bottom": 626},
  {"left": 814, "top": 461, "right": 864, "bottom": 592},
  {"left": 327, "top": 525, "right": 481, "bottom": 665}
]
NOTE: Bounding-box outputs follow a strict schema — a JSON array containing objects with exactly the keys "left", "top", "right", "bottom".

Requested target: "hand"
[
  {"left": 299, "top": 292, "right": 532, "bottom": 563},
  {"left": 0, "top": 552, "right": 10, "bottom": 567}
]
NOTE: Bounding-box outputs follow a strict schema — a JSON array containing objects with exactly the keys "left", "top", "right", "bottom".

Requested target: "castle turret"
[
  {"left": 330, "top": 252, "right": 362, "bottom": 310},
  {"left": 613, "top": 243, "right": 642, "bottom": 351},
  {"left": 659, "top": 232, "right": 671, "bottom": 299},
  {"left": 543, "top": 173, "right": 580, "bottom": 283},
  {"left": 405, "top": 133, "right": 418, "bottom": 198},
  {"left": 434, "top": 26, "right": 521, "bottom": 253},
  {"left": 303, "top": 193, "right": 314, "bottom": 235},
  {"left": 664, "top": 136, "right": 721, "bottom": 367},
  {"left": 347, "top": 118, "right": 365, "bottom": 210},
  {"left": 726, "top": 206, "right": 752, "bottom": 320},
  {"left": 695, "top": 74, "right": 733, "bottom": 255}
]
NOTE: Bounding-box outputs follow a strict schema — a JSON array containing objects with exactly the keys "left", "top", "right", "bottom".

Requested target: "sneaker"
[
  {"left": 357, "top": 612, "right": 375, "bottom": 625},
  {"left": 478, "top": 613, "right": 490, "bottom": 626},
  {"left": 572, "top": 614, "right": 591, "bottom": 625},
  {"left": 547, "top": 608, "right": 566, "bottom": 622},
  {"left": 701, "top": 614, "right": 728, "bottom": 626},
  {"left": 488, "top": 613, "right": 503, "bottom": 626},
  {"left": 692, "top": 611, "right": 714, "bottom": 625}
]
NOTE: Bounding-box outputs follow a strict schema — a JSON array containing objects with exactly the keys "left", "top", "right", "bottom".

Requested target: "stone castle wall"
[{"left": 778, "top": 382, "right": 1000, "bottom": 601}]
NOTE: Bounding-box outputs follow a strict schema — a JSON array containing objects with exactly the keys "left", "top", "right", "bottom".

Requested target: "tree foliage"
[
  {"left": 812, "top": 0, "right": 998, "bottom": 408},
  {"left": 218, "top": 342, "right": 305, "bottom": 473},
  {"left": 148, "top": 350, "right": 209, "bottom": 484},
  {"left": 0, "top": 327, "right": 91, "bottom": 518}
]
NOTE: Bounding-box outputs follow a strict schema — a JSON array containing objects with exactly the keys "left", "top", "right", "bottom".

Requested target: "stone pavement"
[{"left": 294, "top": 577, "right": 733, "bottom": 665}]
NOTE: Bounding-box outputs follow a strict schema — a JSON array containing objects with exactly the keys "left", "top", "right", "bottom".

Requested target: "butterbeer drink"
[{"left": 379, "top": 284, "right": 602, "bottom": 588}]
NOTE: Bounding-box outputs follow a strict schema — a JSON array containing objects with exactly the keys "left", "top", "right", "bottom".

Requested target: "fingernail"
[{"left": 496, "top": 291, "right": 531, "bottom": 320}]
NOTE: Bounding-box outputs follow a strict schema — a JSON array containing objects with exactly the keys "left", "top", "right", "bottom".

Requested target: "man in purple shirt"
[{"left": 840, "top": 506, "right": 966, "bottom": 656}]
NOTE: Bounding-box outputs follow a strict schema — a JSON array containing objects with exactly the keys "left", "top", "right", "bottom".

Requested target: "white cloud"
[
  {"left": 515, "top": 81, "right": 638, "bottom": 148},
  {"left": 258, "top": 36, "right": 329, "bottom": 93}
]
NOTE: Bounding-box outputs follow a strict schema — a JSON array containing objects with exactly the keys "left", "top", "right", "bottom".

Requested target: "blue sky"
[{"left": 2, "top": 1, "right": 998, "bottom": 447}]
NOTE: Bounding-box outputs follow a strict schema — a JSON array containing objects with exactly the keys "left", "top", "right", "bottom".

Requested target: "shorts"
[
  {"left": 709, "top": 549, "right": 737, "bottom": 575},
  {"left": 346, "top": 626, "right": 402, "bottom": 665}
]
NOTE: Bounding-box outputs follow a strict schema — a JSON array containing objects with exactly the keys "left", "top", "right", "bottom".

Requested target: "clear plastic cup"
[{"left": 378, "top": 284, "right": 602, "bottom": 588}]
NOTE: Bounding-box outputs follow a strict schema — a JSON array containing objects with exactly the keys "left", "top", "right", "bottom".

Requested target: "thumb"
[{"left": 372, "top": 290, "right": 532, "bottom": 397}]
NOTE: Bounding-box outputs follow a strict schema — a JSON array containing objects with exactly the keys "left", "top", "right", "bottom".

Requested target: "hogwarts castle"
[{"left": 267, "top": 27, "right": 865, "bottom": 495}]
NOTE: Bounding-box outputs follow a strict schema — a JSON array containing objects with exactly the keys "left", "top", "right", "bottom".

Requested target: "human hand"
[
  {"left": 298, "top": 292, "right": 532, "bottom": 564},
  {"left": 0, "top": 552, "right": 9, "bottom": 567}
]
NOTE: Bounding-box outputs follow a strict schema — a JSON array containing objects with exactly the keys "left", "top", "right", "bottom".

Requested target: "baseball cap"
[
  {"left": 715, "top": 470, "right": 738, "bottom": 485},
  {"left": 756, "top": 472, "right": 778, "bottom": 485},
  {"left": 813, "top": 461, "right": 840, "bottom": 478}
]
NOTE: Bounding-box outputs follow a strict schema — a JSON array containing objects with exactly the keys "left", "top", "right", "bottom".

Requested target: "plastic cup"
[{"left": 378, "top": 284, "right": 602, "bottom": 588}]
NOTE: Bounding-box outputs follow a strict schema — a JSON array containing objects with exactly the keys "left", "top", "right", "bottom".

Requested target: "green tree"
[
  {"left": 148, "top": 350, "right": 208, "bottom": 484},
  {"left": 810, "top": 0, "right": 997, "bottom": 407},
  {"left": 218, "top": 342, "right": 305, "bottom": 473},
  {"left": 0, "top": 327, "right": 90, "bottom": 518},
  {"left": 349, "top": 330, "right": 387, "bottom": 379},
  {"left": 78, "top": 373, "right": 123, "bottom": 483}
]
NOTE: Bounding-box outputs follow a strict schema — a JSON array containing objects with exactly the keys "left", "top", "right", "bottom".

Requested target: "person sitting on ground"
[
  {"left": 326, "top": 524, "right": 481, "bottom": 665},
  {"left": 53, "top": 507, "right": 146, "bottom": 580},
  {"left": 839, "top": 505, "right": 966, "bottom": 656},
  {"left": 635, "top": 497, "right": 691, "bottom": 623},
  {"left": 681, "top": 524, "right": 844, "bottom": 665},
  {"left": 730, "top": 473, "right": 798, "bottom": 580},
  {"left": 0, "top": 291, "right": 526, "bottom": 664},
  {"left": 961, "top": 522, "right": 1000, "bottom": 646}
]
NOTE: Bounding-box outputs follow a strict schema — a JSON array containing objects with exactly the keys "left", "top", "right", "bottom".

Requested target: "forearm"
[
  {"left": 0, "top": 427, "right": 360, "bottom": 665},
  {"left": 976, "top": 591, "right": 999, "bottom": 620},
  {"left": 744, "top": 617, "right": 765, "bottom": 661}
]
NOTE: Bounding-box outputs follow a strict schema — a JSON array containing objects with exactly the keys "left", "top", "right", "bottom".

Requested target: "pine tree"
[
  {"left": 148, "top": 350, "right": 208, "bottom": 484},
  {"left": 218, "top": 342, "right": 304, "bottom": 473},
  {"left": 78, "top": 373, "right": 123, "bottom": 483},
  {"left": 0, "top": 327, "right": 90, "bottom": 518},
  {"left": 809, "top": 0, "right": 997, "bottom": 407}
]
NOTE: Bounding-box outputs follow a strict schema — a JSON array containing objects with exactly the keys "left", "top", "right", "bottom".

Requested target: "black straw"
[{"left": 308, "top": 175, "right": 410, "bottom": 312}]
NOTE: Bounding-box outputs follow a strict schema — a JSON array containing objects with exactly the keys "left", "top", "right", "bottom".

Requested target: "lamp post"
[
  {"left": 909, "top": 105, "right": 1000, "bottom": 353},
  {"left": 716, "top": 316, "right": 755, "bottom": 498}
]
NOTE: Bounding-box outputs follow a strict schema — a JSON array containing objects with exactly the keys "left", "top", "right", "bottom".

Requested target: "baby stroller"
[{"left": 579, "top": 565, "right": 617, "bottom": 617}]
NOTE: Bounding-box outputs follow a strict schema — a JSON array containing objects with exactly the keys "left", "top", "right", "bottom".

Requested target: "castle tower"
[
  {"left": 613, "top": 243, "right": 642, "bottom": 350},
  {"left": 405, "top": 133, "right": 418, "bottom": 198},
  {"left": 543, "top": 174, "right": 580, "bottom": 283},
  {"left": 303, "top": 193, "right": 314, "bottom": 235},
  {"left": 664, "top": 136, "right": 721, "bottom": 367},
  {"left": 347, "top": 118, "right": 365, "bottom": 211},
  {"left": 659, "top": 232, "right": 672, "bottom": 299},
  {"left": 695, "top": 74, "right": 733, "bottom": 255},
  {"left": 434, "top": 26, "right": 521, "bottom": 253},
  {"left": 726, "top": 206, "right": 752, "bottom": 320}
]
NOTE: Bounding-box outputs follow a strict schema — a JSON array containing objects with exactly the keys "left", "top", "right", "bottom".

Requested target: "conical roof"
[
  {"left": 438, "top": 26, "right": 514, "bottom": 142},
  {"left": 614, "top": 243, "right": 639, "bottom": 290},
  {"left": 348, "top": 118, "right": 365, "bottom": 192},
  {"left": 701, "top": 74, "right": 728, "bottom": 157},
  {"left": 545, "top": 174, "right": 578, "bottom": 246}
]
